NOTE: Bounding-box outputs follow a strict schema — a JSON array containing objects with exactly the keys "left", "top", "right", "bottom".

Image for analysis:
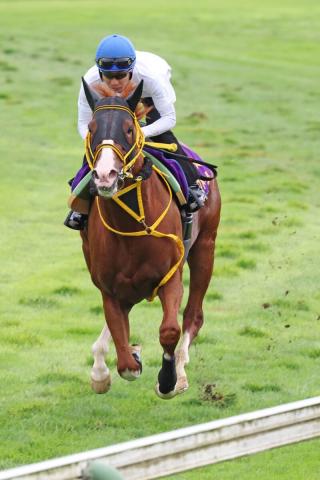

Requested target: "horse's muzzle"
[
  {"left": 96, "top": 178, "right": 121, "bottom": 198},
  {"left": 92, "top": 168, "right": 121, "bottom": 198},
  {"left": 97, "top": 184, "right": 116, "bottom": 198}
]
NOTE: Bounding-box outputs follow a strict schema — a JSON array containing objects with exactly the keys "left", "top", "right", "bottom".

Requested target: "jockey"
[{"left": 65, "top": 34, "right": 206, "bottom": 230}]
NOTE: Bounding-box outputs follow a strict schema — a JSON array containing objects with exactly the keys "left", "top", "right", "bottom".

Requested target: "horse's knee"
[{"left": 160, "top": 325, "right": 181, "bottom": 350}]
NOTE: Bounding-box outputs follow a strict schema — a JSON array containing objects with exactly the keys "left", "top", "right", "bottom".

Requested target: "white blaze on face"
[{"left": 94, "top": 140, "right": 122, "bottom": 191}]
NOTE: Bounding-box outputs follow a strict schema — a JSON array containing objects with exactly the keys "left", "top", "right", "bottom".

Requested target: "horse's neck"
[{"left": 142, "top": 168, "right": 171, "bottom": 223}]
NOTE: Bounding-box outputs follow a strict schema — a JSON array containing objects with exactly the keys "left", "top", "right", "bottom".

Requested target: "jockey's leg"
[
  {"left": 64, "top": 155, "right": 89, "bottom": 230},
  {"left": 143, "top": 98, "right": 206, "bottom": 212}
]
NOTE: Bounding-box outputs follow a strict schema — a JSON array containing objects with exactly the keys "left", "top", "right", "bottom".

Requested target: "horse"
[{"left": 79, "top": 78, "right": 221, "bottom": 399}]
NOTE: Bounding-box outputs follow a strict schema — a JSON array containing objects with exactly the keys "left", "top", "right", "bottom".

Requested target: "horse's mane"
[{"left": 91, "top": 80, "right": 152, "bottom": 121}]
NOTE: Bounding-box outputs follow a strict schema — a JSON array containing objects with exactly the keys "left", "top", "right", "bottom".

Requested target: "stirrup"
[{"left": 64, "top": 211, "right": 88, "bottom": 230}]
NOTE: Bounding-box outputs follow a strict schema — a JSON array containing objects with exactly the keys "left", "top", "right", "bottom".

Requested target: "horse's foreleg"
[
  {"left": 155, "top": 272, "right": 183, "bottom": 399},
  {"left": 91, "top": 324, "right": 112, "bottom": 394},
  {"left": 102, "top": 294, "right": 142, "bottom": 381}
]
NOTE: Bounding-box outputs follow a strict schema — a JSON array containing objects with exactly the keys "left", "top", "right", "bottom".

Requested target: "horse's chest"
[
  {"left": 95, "top": 258, "right": 168, "bottom": 302},
  {"left": 94, "top": 265, "right": 147, "bottom": 303},
  {"left": 90, "top": 235, "right": 174, "bottom": 301}
]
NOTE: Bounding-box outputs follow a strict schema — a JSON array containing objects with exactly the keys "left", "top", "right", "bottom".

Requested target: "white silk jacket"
[{"left": 77, "top": 51, "right": 177, "bottom": 140}]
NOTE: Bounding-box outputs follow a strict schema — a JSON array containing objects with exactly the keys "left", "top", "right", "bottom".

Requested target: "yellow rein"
[{"left": 85, "top": 104, "right": 184, "bottom": 301}]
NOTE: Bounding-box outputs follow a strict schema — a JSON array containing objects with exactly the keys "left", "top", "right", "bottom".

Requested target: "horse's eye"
[
  {"left": 127, "top": 127, "right": 133, "bottom": 135},
  {"left": 88, "top": 119, "right": 96, "bottom": 134}
]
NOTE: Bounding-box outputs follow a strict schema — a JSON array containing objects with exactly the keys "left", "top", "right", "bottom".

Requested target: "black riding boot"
[
  {"left": 187, "top": 183, "right": 207, "bottom": 212},
  {"left": 64, "top": 211, "right": 88, "bottom": 230}
]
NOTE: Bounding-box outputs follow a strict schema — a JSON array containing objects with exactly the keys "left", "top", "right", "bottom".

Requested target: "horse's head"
[{"left": 82, "top": 77, "right": 144, "bottom": 198}]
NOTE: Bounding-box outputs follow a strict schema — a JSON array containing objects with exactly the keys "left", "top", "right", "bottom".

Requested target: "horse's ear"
[
  {"left": 126, "top": 80, "right": 144, "bottom": 113},
  {"left": 82, "top": 77, "right": 101, "bottom": 111}
]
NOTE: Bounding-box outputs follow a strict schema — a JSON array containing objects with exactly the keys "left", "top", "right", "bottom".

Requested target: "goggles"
[
  {"left": 97, "top": 57, "right": 134, "bottom": 70},
  {"left": 102, "top": 71, "right": 128, "bottom": 80}
]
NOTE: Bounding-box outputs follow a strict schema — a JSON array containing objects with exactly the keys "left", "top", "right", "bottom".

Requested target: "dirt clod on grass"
[{"left": 201, "top": 383, "right": 236, "bottom": 408}]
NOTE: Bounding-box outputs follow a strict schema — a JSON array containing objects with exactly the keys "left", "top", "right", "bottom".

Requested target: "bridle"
[{"left": 84, "top": 104, "right": 145, "bottom": 182}]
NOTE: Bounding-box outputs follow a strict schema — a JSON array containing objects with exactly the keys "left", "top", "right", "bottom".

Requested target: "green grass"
[
  {"left": 165, "top": 438, "right": 320, "bottom": 480},
  {"left": 0, "top": 0, "right": 320, "bottom": 477}
]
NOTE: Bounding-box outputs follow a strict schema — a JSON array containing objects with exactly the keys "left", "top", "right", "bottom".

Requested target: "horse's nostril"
[{"left": 109, "top": 170, "right": 118, "bottom": 181}]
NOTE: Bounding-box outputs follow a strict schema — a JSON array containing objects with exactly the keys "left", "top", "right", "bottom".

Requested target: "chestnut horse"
[{"left": 80, "top": 78, "right": 221, "bottom": 399}]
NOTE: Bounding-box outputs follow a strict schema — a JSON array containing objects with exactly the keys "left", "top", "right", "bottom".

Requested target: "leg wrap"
[{"left": 158, "top": 355, "right": 177, "bottom": 394}]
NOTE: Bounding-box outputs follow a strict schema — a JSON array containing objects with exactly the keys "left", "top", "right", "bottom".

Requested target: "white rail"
[{"left": 1, "top": 396, "right": 320, "bottom": 480}]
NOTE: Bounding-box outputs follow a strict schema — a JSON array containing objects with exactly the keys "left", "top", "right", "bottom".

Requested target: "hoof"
[
  {"left": 91, "top": 373, "right": 112, "bottom": 394},
  {"left": 119, "top": 344, "right": 142, "bottom": 381},
  {"left": 155, "top": 378, "right": 188, "bottom": 399},
  {"left": 120, "top": 368, "right": 141, "bottom": 382},
  {"left": 154, "top": 383, "right": 178, "bottom": 400},
  {"left": 175, "top": 376, "right": 189, "bottom": 394}
]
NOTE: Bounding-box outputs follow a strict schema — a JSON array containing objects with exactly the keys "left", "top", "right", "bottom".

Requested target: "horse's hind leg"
[
  {"left": 91, "top": 324, "right": 112, "bottom": 393},
  {"left": 176, "top": 227, "right": 218, "bottom": 393}
]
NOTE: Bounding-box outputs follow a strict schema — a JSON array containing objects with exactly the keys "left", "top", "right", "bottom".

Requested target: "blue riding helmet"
[{"left": 95, "top": 34, "right": 136, "bottom": 73}]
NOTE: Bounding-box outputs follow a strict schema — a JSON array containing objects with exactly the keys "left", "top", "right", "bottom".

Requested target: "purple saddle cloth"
[
  {"left": 143, "top": 146, "right": 189, "bottom": 199},
  {"left": 71, "top": 159, "right": 90, "bottom": 191},
  {"left": 144, "top": 144, "right": 212, "bottom": 197},
  {"left": 181, "top": 143, "right": 212, "bottom": 196}
]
